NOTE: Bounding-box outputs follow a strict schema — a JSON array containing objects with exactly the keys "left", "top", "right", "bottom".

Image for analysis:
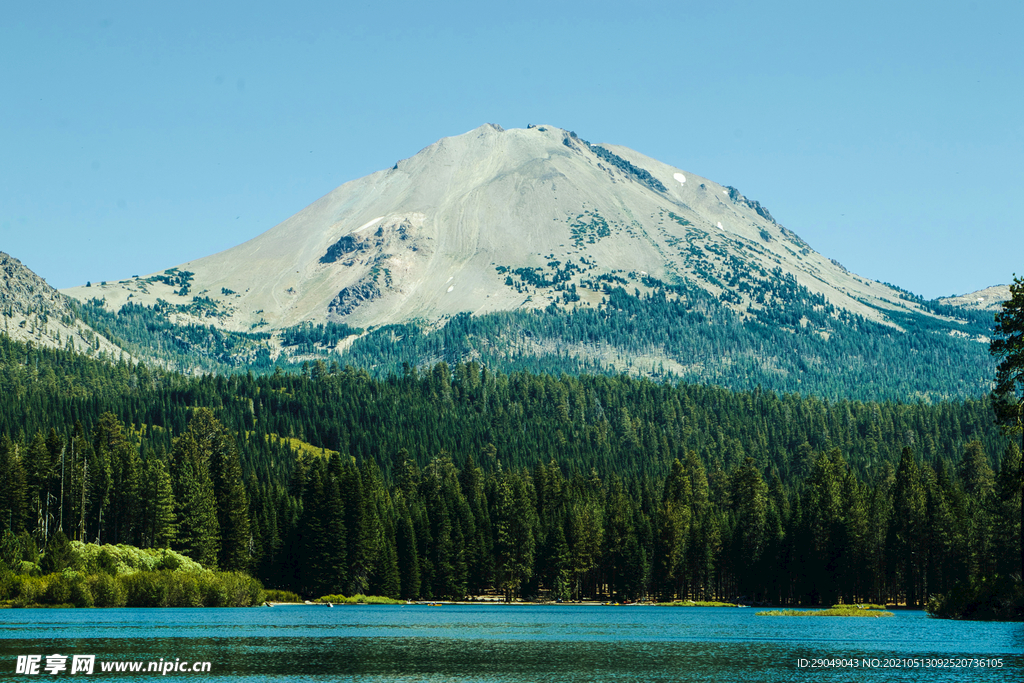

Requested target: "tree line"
[{"left": 0, "top": 333, "right": 1019, "bottom": 604}]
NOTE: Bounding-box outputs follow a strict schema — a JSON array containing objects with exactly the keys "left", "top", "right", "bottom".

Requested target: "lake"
[{"left": 1, "top": 605, "right": 1022, "bottom": 681}]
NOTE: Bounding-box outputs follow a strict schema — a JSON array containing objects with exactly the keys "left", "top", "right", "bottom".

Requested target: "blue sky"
[{"left": 2, "top": 1, "right": 1021, "bottom": 299}]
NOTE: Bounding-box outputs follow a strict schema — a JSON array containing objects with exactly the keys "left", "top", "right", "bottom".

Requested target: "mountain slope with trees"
[{"left": 0, "top": 333, "right": 1018, "bottom": 605}]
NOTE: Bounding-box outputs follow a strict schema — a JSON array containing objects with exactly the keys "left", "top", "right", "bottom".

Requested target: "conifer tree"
[
  {"left": 990, "top": 274, "right": 1024, "bottom": 575},
  {"left": 889, "top": 448, "right": 927, "bottom": 606},
  {"left": 493, "top": 470, "right": 536, "bottom": 601},
  {"left": 207, "top": 413, "right": 251, "bottom": 572},
  {"left": 0, "top": 436, "right": 28, "bottom": 534},
  {"left": 730, "top": 457, "right": 768, "bottom": 600},
  {"left": 171, "top": 411, "right": 221, "bottom": 568},
  {"left": 394, "top": 493, "right": 421, "bottom": 600},
  {"left": 25, "top": 431, "right": 53, "bottom": 540},
  {"left": 94, "top": 413, "right": 142, "bottom": 545},
  {"left": 994, "top": 443, "right": 1022, "bottom": 576},
  {"left": 142, "top": 453, "right": 176, "bottom": 548}
]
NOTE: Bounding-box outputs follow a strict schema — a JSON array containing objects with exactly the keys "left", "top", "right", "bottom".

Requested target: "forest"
[
  {"left": 69, "top": 274, "right": 996, "bottom": 402},
  {"left": 0, "top": 332, "right": 1020, "bottom": 606}
]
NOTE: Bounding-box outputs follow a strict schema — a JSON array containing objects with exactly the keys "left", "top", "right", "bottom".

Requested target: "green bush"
[
  {"left": 165, "top": 572, "right": 203, "bottom": 608},
  {"left": 15, "top": 561, "right": 39, "bottom": 576},
  {"left": 217, "top": 572, "right": 264, "bottom": 607},
  {"left": 0, "top": 570, "right": 20, "bottom": 600},
  {"left": 0, "top": 541, "right": 262, "bottom": 609},
  {"left": 264, "top": 589, "right": 302, "bottom": 603},
  {"left": 13, "top": 576, "right": 45, "bottom": 607},
  {"left": 43, "top": 573, "right": 71, "bottom": 605},
  {"left": 89, "top": 573, "right": 125, "bottom": 607},
  {"left": 198, "top": 572, "right": 228, "bottom": 607},
  {"left": 153, "top": 549, "right": 203, "bottom": 573},
  {"left": 68, "top": 575, "right": 94, "bottom": 608},
  {"left": 315, "top": 593, "right": 403, "bottom": 605},
  {"left": 119, "top": 572, "right": 168, "bottom": 607},
  {"left": 70, "top": 542, "right": 202, "bottom": 576},
  {"left": 927, "top": 575, "right": 1024, "bottom": 621}
]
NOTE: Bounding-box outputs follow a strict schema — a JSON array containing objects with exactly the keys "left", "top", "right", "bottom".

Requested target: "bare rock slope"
[
  {"left": 939, "top": 285, "right": 1011, "bottom": 312},
  {"left": 63, "top": 124, "right": 951, "bottom": 332},
  {"left": 1, "top": 251, "right": 122, "bottom": 355}
]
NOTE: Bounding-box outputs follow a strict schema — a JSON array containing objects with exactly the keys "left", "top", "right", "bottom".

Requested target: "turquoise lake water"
[{"left": 1, "top": 605, "right": 1022, "bottom": 681}]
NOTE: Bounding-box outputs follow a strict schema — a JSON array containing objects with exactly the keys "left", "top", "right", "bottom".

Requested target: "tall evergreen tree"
[
  {"left": 0, "top": 436, "right": 28, "bottom": 533},
  {"left": 889, "top": 448, "right": 928, "bottom": 606},
  {"left": 171, "top": 411, "right": 221, "bottom": 568},
  {"left": 141, "top": 452, "right": 177, "bottom": 549},
  {"left": 94, "top": 413, "right": 142, "bottom": 546},
  {"left": 990, "top": 274, "right": 1024, "bottom": 575}
]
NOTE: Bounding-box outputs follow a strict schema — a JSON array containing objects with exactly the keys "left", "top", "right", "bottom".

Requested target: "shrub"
[
  {"left": 68, "top": 576, "right": 94, "bottom": 608},
  {"left": 89, "top": 573, "right": 125, "bottom": 607},
  {"left": 13, "top": 576, "right": 45, "bottom": 607},
  {"left": 315, "top": 593, "right": 404, "bottom": 605},
  {"left": 43, "top": 573, "right": 71, "bottom": 605},
  {"left": 217, "top": 572, "right": 264, "bottom": 607},
  {"left": 166, "top": 573, "right": 203, "bottom": 608},
  {"left": 198, "top": 572, "right": 228, "bottom": 607},
  {"left": 927, "top": 575, "right": 1024, "bottom": 621},
  {"left": 119, "top": 572, "right": 168, "bottom": 608},
  {"left": 71, "top": 542, "right": 203, "bottom": 576},
  {"left": 0, "top": 570, "right": 17, "bottom": 600},
  {"left": 264, "top": 589, "right": 302, "bottom": 603},
  {"left": 0, "top": 541, "right": 264, "bottom": 609},
  {"left": 153, "top": 549, "right": 203, "bottom": 574},
  {"left": 15, "top": 561, "right": 39, "bottom": 576}
]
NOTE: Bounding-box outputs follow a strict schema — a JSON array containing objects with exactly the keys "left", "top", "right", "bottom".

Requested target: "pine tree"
[
  {"left": 493, "top": 470, "right": 537, "bottom": 601},
  {"left": 143, "top": 453, "right": 176, "bottom": 548},
  {"left": 806, "top": 449, "right": 845, "bottom": 604},
  {"left": 25, "top": 431, "right": 54, "bottom": 541},
  {"left": 990, "top": 274, "right": 1024, "bottom": 575},
  {"left": 730, "top": 457, "right": 768, "bottom": 601},
  {"left": 994, "top": 443, "right": 1022, "bottom": 576},
  {"left": 394, "top": 493, "right": 421, "bottom": 599},
  {"left": 171, "top": 412, "right": 221, "bottom": 568},
  {"left": 208, "top": 415, "right": 251, "bottom": 572},
  {"left": 0, "top": 436, "right": 28, "bottom": 533},
  {"left": 94, "top": 413, "right": 142, "bottom": 545},
  {"left": 889, "top": 448, "right": 927, "bottom": 606}
]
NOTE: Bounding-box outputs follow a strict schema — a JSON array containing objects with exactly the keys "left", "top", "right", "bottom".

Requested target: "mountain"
[
  {"left": 65, "top": 124, "right": 942, "bottom": 330},
  {"left": 56, "top": 124, "right": 997, "bottom": 399},
  {"left": 939, "top": 285, "right": 1011, "bottom": 312},
  {"left": 0, "top": 251, "right": 123, "bottom": 356}
]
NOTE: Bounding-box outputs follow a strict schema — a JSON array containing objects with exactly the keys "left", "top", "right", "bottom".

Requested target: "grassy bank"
[
  {"left": 314, "top": 593, "right": 404, "bottom": 605},
  {"left": 757, "top": 608, "right": 894, "bottom": 617}
]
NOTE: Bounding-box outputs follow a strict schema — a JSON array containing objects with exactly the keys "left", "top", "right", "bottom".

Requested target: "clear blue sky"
[{"left": 2, "top": 1, "right": 1021, "bottom": 299}]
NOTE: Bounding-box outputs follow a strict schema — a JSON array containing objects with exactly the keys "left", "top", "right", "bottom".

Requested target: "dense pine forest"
[{"left": 0, "top": 333, "right": 1020, "bottom": 606}]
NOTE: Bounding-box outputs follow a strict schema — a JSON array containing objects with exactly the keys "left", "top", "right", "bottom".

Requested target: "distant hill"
[
  {"left": 939, "top": 285, "right": 1011, "bottom": 312},
  {"left": 0, "top": 251, "right": 122, "bottom": 357}
]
